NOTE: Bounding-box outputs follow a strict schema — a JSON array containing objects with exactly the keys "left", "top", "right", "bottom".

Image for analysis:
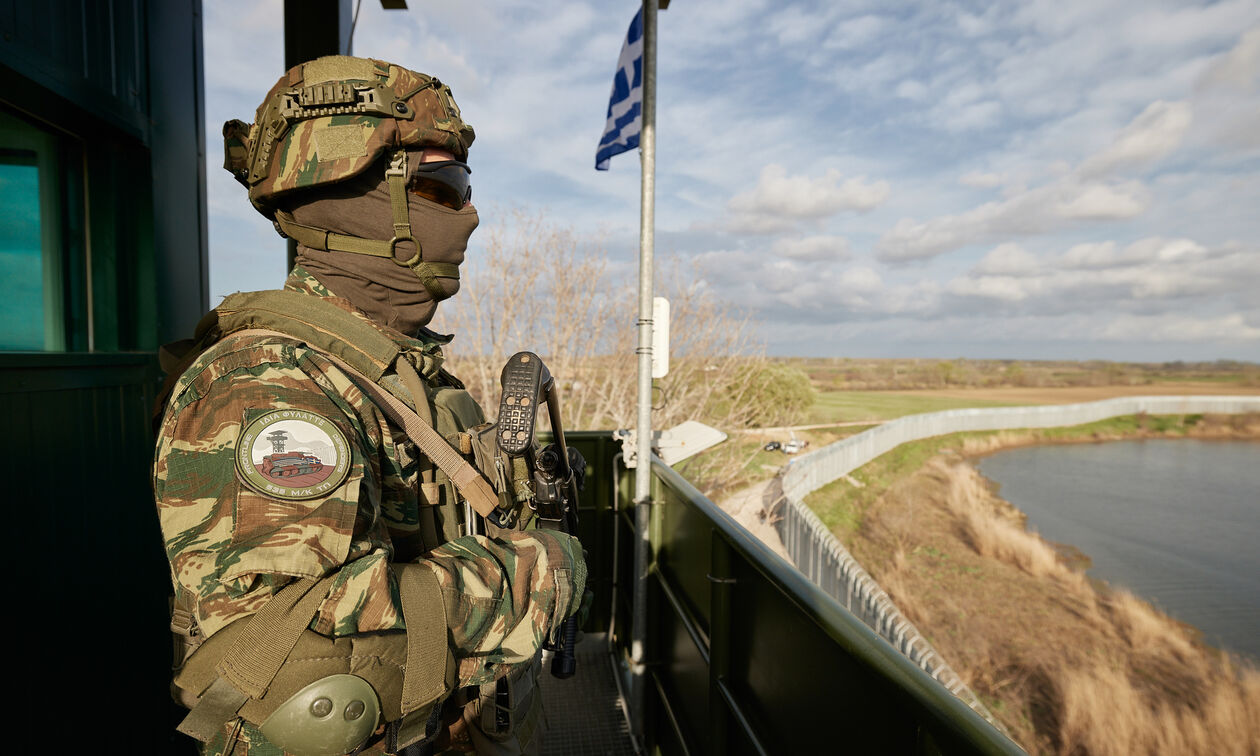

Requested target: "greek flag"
[{"left": 595, "top": 8, "right": 644, "bottom": 170}]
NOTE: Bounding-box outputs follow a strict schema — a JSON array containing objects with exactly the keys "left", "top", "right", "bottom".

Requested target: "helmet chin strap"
[{"left": 272, "top": 149, "right": 455, "bottom": 301}]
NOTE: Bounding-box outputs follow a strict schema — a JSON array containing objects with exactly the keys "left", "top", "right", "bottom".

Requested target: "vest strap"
[
  {"left": 215, "top": 576, "right": 336, "bottom": 699},
  {"left": 225, "top": 327, "right": 500, "bottom": 519},
  {"left": 176, "top": 676, "right": 249, "bottom": 743},
  {"left": 343, "top": 353, "right": 501, "bottom": 519},
  {"left": 396, "top": 563, "right": 451, "bottom": 715},
  {"left": 176, "top": 575, "right": 335, "bottom": 742}
]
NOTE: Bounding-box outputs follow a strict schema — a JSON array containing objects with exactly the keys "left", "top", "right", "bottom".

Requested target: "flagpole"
[{"left": 630, "top": 0, "right": 657, "bottom": 743}]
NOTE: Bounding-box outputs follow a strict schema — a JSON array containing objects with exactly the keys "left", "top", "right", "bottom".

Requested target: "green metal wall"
[
  {"left": 0, "top": 2, "right": 206, "bottom": 750},
  {"left": 1, "top": 0, "right": 210, "bottom": 347},
  {"left": 0, "top": 353, "right": 179, "bottom": 750}
]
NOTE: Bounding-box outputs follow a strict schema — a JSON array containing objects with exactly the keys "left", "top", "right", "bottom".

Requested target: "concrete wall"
[
  {"left": 773, "top": 395, "right": 1260, "bottom": 730},
  {"left": 783, "top": 396, "right": 1260, "bottom": 502}
]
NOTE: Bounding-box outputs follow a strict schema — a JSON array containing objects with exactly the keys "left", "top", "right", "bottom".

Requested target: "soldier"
[{"left": 153, "top": 55, "right": 586, "bottom": 755}]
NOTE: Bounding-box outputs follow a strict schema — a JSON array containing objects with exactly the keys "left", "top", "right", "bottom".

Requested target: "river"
[{"left": 976, "top": 439, "right": 1260, "bottom": 660}]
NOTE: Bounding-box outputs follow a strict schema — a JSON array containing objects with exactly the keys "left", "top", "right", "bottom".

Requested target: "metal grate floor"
[{"left": 540, "top": 634, "right": 639, "bottom": 755}]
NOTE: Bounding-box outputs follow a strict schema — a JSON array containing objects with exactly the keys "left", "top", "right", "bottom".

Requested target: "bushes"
[{"left": 719, "top": 361, "right": 815, "bottom": 428}]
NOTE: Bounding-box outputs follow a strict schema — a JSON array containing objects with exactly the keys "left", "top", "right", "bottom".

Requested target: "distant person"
[{"left": 153, "top": 55, "right": 585, "bottom": 755}]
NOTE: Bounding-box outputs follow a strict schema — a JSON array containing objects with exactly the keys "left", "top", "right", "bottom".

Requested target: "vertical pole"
[
  {"left": 630, "top": 0, "right": 658, "bottom": 744},
  {"left": 709, "top": 531, "right": 734, "bottom": 754},
  {"left": 282, "top": 0, "right": 353, "bottom": 274}
]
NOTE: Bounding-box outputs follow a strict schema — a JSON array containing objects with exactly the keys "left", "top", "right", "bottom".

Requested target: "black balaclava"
[{"left": 284, "top": 155, "right": 479, "bottom": 336}]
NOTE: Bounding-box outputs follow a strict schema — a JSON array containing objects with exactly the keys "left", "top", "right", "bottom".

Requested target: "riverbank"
[{"left": 804, "top": 413, "right": 1260, "bottom": 754}]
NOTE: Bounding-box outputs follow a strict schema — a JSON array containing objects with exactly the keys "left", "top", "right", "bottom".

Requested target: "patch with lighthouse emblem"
[{"left": 235, "top": 409, "right": 352, "bottom": 501}]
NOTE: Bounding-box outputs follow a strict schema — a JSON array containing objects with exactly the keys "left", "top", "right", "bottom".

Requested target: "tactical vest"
[{"left": 159, "top": 289, "right": 530, "bottom": 755}]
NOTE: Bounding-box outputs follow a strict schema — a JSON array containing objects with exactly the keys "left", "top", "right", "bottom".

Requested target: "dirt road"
[{"left": 717, "top": 480, "right": 791, "bottom": 560}]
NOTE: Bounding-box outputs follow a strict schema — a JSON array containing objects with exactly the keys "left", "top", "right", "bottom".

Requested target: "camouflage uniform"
[{"left": 154, "top": 267, "right": 583, "bottom": 754}]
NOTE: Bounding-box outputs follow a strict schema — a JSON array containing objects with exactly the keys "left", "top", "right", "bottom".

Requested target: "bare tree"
[{"left": 432, "top": 212, "right": 783, "bottom": 432}]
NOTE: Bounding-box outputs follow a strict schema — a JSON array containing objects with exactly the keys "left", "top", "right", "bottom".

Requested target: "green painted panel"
[
  {"left": 0, "top": 353, "right": 183, "bottom": 752},
  {"left": 656, "top": 482, "right": 714, "bottom": 638},
  {"left": 631, "top": 457, "right": 1024, "bottom": 756},
  {"left": 0, "top": 0, "right": 150, "bottom": 141}
]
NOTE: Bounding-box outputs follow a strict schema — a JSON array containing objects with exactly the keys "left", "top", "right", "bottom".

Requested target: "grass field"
[
  {"left": 802, "top": 382, "right": 1259, "bottom": 425},
  {"left": 807, "top": 390, "right": 1024, "bottom": 423}
]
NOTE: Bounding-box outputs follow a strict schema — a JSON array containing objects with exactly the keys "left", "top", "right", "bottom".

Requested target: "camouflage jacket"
[{"left": 153, "top": 267, "right": 584, "bottom": 687}]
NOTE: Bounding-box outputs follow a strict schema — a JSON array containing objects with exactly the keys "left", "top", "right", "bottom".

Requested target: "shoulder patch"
[{"left": 236, "top": 409, "right": 352, "bottom": 500}]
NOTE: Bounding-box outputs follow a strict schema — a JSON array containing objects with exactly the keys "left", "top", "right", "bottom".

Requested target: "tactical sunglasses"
[{"left": 408, "top": 160, "right": 472, "bottom": 210}]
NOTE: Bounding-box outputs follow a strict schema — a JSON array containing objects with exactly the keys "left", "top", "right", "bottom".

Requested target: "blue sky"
[{"left": 205, "top": 1, "right": 1260, "bottom": 361}]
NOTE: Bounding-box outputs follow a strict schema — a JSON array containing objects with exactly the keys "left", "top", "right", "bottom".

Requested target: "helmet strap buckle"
[
  {"left": 385, "top": 156, "right": 452, "bottom": 302},
  {"left": 386, "top": 149, "right": 408, "bottom": 178}
]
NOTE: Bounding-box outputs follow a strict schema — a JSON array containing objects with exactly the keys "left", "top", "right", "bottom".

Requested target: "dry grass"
[
  {"left": 847, "top": 454, "right": 1260, "bottom": 755},
  {"left": 961, "top": 431, "right": 1044, "bottom": 456},
  {"left": 1056, "top": 659, "right": 1260, "bottom": 756},
  {"left": 937, "top": 457, "right": 1068, "bottom": 580}
]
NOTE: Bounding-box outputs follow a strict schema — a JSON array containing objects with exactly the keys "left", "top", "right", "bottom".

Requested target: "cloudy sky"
[{"left": 205, "top": 0, "right": 1259, "bottom": 361}]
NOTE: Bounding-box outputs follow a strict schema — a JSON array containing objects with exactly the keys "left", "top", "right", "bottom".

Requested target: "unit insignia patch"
[{"left": 236, "top": 409, "right": 351, "bottom": 501}]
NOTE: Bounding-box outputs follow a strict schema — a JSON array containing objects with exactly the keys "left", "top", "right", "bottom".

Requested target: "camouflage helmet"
[{"left": 223, "top": 55, "right": 475, "bottom": 218}]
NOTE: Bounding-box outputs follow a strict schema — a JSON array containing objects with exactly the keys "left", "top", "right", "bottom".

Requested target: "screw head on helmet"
[{"left": 222, "top": 55, "right": 475, "bottom": 219}]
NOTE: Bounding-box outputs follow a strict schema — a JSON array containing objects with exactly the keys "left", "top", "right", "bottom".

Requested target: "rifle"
[{"left": 490, "top": 351, "right": 582, "bottom": 679}]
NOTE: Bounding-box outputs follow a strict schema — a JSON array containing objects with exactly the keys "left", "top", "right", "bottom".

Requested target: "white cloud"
[
  {"left": 825, "top": 51, "right": 919, "bottom": 94},
  {"left": 1059, "top": 237, "right": 1207, "bottom": 269},
  {"left": 943, "top": 238, "right": 1258, "bottom": 318},
  {"left": 201, "top": 2, "right": 1260, "bottom": 360},
  {"left": 720, "top": 214, "right": 801, "bottom": 236},
  {"left": 1121, "top": 0, "right": 1260, "bottom": 51},
  {"left": 895, "top": 79, "right": 929, "bottom": 101},
  {"left": 1197, "top": 25, "right": 1260, "bottom": 91},
  {"left": 822, "top": 15, "right": 890, "bottom": 51},
  {"left": 974, "top": 243, "right": 1040, "bottom": 276},
  {"left": 1096, "top": 313, "right": 1260, "bottom": 343},
  {"left": 770, "top": 235, "right": 852, "bottom": 261},
  {"left": 947, "top": 275, "right": 1030, "bottom": 302},
  {"left": 938, "top": 100, "right": 1003, "bottom": 132},
  {"left": 697, "top": 235, "right": 1258, "bottom": 355},
  {"left": 1191, "top": 25, "right": 1260, "bottom": 150},
  {"left": 1056, "top": 182, "right": 1149, "bottom": 219},
  {"left": 838, "top": 266, "right": 884, "bottom": 294},
  {"left": 1077, "top": 101, "right": 1193, "bottom": 177},
  {"left": 875, "top": 94, "right": 1203, "bottom": 262},
  {"left": 959, "top": 171, "right": 1007, "bottom": 188},
  {"left": 877, "top": 179, "right": 1148, "bottom": 261},
  {"left": 728, "top": 164, "right": 890, "bottom": 219}
]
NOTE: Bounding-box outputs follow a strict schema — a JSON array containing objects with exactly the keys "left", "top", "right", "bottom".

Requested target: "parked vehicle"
[
  {"left": 783, "top": 439, "right": 809, "bottom": 454},
  {"left": 763, "top": 441, "right": 782, "bottom": 451}
]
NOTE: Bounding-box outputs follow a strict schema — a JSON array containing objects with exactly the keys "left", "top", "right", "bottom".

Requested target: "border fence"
[{"left": 772, "top": 395, "right": 1260, "bottom": 727}]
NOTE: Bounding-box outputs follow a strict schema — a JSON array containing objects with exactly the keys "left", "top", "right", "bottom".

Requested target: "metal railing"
[{"left": 605, "top": 453, "right": 1022, "bottom": 755}]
